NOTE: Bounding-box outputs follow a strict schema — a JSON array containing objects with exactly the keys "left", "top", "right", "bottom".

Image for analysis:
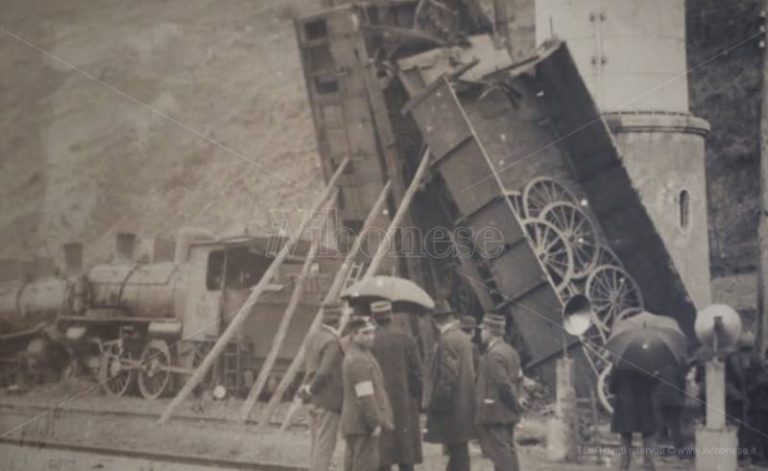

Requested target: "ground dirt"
[
  {"left": 0, "top": 383, "right": 711, "bottom": 471},
  {"left": 0, "top": 0, "right": 326, "bottom": 265}
]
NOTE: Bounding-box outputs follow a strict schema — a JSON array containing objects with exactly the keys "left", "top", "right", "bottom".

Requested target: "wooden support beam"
[
  {"left": 254, "top": 181, "right": 392, "bottom": 428},
  {"left": 363, "top": 149, "right": 430, "bottom": 280},
  {"left": 758, "top": 7, "right": 768, "bottom": 356},
  {"left": 238, "top": 234, "right": 322, "bottom": 421},
  {"left": 362, "top": 61, "right": 426, "bottom": 288},
  {"left": 157, "top": 158, "right": 349, "bottom": 425},
  {"left": 278, "top": 150, "right": 431, "bottom": 432}
]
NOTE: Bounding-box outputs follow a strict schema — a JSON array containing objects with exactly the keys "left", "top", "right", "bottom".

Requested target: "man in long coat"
[
  {"left": 423, "top": 309, "right": 476, "bottom": 471},
  {"left": 371, "top": 300, "right": 423, "bottom": 471},
  {"left": 342, "top": 317, "right": 394, "bottom": 471},
  {"left": 460, "top": 315, "right": 481, "bottom": 375},
  {"left": 475, "top": 314, "right": 521, "bottom": 471},
  {"left": 303, "top": 303, "right": 345, "bottom": 471},
  {"left": 610, "top": 366, "right": 658, "bottom": 470}
]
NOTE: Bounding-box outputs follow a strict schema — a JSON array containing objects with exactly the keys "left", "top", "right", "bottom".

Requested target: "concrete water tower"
[{"left": 535, "top": 0, "right": 712, "bottom": 307}]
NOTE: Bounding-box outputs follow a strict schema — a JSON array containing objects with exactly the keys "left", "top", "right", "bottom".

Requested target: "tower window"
[{"left": 679, "top": 190, "right": 690, "bottom": 229}]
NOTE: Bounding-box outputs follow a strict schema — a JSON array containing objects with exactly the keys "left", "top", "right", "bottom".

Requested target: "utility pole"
[{"left": 757, "top": 7, "right": 768, "bottom": 356}]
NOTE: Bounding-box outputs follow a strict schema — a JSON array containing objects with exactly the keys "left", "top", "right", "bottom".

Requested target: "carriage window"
[
  {"left": 304, "top": 19, "right": 328, "bottom": 40},
  {"left": 679, "top": 190, "right": 690, "bottom": 229},
  {"left": 206, "top": 248, "right": 273, "bottom": 290}
]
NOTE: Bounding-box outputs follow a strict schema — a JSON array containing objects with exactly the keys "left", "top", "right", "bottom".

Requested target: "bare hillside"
[{"left": 0, "top": 0, "right": 323, "bottom": 265}]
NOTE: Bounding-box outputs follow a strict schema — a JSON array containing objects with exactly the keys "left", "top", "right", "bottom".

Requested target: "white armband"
[{"left": 354, "top": 381, "right": 374, "bottom": 397}]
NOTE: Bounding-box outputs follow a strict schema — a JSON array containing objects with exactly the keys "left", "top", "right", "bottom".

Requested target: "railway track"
[
  {"left": 0, "top": 436, "right": 307, "bottom": 471},
  {"left": 0, "top": 398, "right": 306, "bottom": 429}
]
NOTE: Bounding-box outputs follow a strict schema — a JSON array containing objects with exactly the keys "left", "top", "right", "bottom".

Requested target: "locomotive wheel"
[
  {"left": 138, "top": 339, "right": 173, "bottom": 400},
  {"left": 522, "top": 219, "right": 574, "bottom": 292},
  {"left": 98, "top": 342, "right": 136, "bottom": 397},
  {"left": 62, "top": 359, "right": 83, "bottom": 382},
  {"left": 522, "top": 176, "right": 579, "bottom": 218},
  {"left": 586, "top": 265, "right": 644, "bottom": 334},
  {"left": 539, "top": 202, "right": 600, "bottom": 279}
]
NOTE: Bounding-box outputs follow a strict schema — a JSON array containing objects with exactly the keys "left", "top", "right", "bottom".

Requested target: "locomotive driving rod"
[{"left": 157, "top": 158, "right": 349, "bottom": 425}]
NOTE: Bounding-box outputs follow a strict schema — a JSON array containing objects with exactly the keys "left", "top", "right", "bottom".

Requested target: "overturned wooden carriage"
[{"left": 294, "top": 2, "right": 697, "bottom": 399}]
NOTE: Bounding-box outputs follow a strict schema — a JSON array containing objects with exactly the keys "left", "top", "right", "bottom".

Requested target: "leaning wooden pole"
[
  {"left": 279, "top": 150, "right": 429, "bottom": 431},
  {"left": 758, "top": 7, "right": 768, "bottom": 356},
  {"left": 363, "top": 149, "right": 430, "bottom": 280},
  {"left": 254, "top": 181, "right": 392, "bottom": 428},
  {"left": 238, "top": 235, "right": 322, "bottom": 420},
  {"left": 158, "top": 159, "right": 348, "bottom": 425}
]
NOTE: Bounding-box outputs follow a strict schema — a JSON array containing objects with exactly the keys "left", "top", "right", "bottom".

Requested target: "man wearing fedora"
[
  {"left": 460, "top": 316, "right": 481, "bottom": 375},
  {"left": 303, "top": 303, "right": 345, "bottom": 471},
  {"left": 475, "top": 313, "right": 522, "bottom": 471},
  {"left": 423, "top": 308, "right": 476, "bottom": 471},
  {"left": 371, "top": 300, "right": 423, "bottom": 471},
  {"left": 342, "top": 317, "right": 394, "bottom": 471}
]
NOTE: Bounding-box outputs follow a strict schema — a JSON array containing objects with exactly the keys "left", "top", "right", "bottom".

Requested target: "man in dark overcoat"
[
  {"left": 423, "top": 309, "right": 476, "bottom": 471},
  {"left": 342, "top": 317, "right": 394, "bottom": 471},
  {"left": 371, "top": 300, "right": 423, "bottom": 471},
  {"left": 303, "top": 303, "right": 345, "bottom": 471},
  {"left": 610, "top": 365, "right": 658, "bottom": 470},
  {"left": 460, "top": 315, "right": 481, "bottom": 375},
  {"left": 475, "top": 314, "right": 521, "bottom": 471}
]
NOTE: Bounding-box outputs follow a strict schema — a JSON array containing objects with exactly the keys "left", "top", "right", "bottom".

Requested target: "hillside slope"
[{"left": 0, "top": 0, "right": 323, "bottom": 265}]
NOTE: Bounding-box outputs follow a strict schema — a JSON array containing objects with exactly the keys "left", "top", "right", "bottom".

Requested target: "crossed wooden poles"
[{"left": 158, "top": 150, "right": 430, "bottom": 426}]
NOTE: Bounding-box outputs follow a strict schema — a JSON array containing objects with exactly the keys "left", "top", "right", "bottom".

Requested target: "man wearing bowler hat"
[
  {"left": 303, "top": 303, "right": 345, "bottom": 471},
  {"left": 342, "top": 317, "right": 394, "bottom": 471},
  {"left": 460, "top": 316, "right": 481, "bottom": 374},
  {"left": 423, "top": 308, "right": 476, "bottom": 471},
  {"left": 475, "top": 313, "right": 522, "bottom": 471},
  {"left": 371, "top": 300, "right": 423, "bottom": 471}
]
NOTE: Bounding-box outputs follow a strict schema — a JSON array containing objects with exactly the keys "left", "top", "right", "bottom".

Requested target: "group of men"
[{"left": 301, "top": 300, "right": 526, "bottom": 471}]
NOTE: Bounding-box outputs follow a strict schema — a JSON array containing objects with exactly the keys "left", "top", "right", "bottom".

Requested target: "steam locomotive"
[{"left": 0, "top": 229, "right": 338, "bottom": 399}]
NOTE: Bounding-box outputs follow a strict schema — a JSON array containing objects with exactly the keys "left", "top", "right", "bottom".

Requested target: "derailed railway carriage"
[
  {"left": 294, "top": 0, "right": 701, "bottom": 400},
  {"left": 0, "top": 230, "right": 338, "bottom": 399}
]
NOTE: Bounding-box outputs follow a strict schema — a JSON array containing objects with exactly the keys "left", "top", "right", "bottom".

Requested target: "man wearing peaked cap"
[
  {"left": 423, "top": 305, "right": 475, "bottom": 471},
  {"left": 371, "top": 300, "right": 392, "bottom": 322},
  {"left": 342, "top": 315, "right": 394, "bottom": 471},
  {"left": 304, "top": 302, "right": 345, "bottom": 471},
  {"left": 371, "top": 299, "right": 423, "bottom": 471},
  {"left": 476, "top": 313, "right": 522, "bottom": 471}
]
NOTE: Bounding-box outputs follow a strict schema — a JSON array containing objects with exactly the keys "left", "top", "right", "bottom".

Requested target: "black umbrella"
[{"left": 606, "top": 311, "right": 689, "bottom": 374}]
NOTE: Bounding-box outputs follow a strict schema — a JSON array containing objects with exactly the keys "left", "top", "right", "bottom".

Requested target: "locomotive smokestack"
[
  {"left": 115, "top": 233, "right": 137, "bottom": 263},
  {"left": 63, "top": 242, "right": 83, "bottom": 275}
]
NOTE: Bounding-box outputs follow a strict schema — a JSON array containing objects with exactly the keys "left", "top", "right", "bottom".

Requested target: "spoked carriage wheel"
[
  {"left": 596, "top": 246, "right": 623, "bottom": 268},
  {"left": 506, "top": 191, "right": 525, "bottom": 218},
  {"left": 597, "top": 363, "right": 615, "bottom": 414},
  {"left": 522, "top": 219, "right": 575, "bottom": 292},
  {"left": 586, "top": 265, "right": 644, "bottom": 334},
  {"left": 540, "top": 202, "right": 600, "bottom": 279},
  {"left": 98, "top": 342, "right": 136, "bottom": 397},
  {"left": 522, "top": 176, "right": 579, "bottom": 218},
  {"left": 138, "top": 339, "right": 173, "bottom": 399}
]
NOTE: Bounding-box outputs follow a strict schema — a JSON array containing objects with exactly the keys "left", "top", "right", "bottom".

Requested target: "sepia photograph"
[{"left": 1, "top": 0, "right": 767, "bottom": 470}]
